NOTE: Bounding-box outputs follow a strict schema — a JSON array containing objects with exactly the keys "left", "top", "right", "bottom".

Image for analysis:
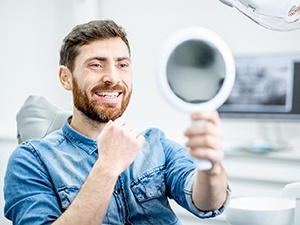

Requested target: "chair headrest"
[{"left": 17, "top": 95, "right": 72, "bottom": 143}]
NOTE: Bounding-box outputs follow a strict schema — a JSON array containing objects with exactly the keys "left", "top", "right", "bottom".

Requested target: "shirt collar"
[{"left": 62, "top": 117, "right": 98, "bottom": 155}]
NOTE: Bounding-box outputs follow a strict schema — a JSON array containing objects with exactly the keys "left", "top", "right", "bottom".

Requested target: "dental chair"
[{"left": 16, "top": 95, "right": 71, "bottom": 143}]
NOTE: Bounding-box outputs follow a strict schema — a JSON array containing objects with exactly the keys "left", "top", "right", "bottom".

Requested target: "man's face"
[{"left": 71, "top": 37, "right": 132, "bottom": 123}]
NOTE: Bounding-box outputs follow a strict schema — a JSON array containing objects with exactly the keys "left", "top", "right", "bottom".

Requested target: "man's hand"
[
  {"left": 184, "top": 110, "right": 224, "bottom": 170},
  {"left": 96, "top": 117, "right": 145, "bottom": 177},
  {"left": 184, "top": 110, "right": 228, "bottom": 211}
]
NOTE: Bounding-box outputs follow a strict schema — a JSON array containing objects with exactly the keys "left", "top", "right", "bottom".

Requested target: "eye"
[
  {"left": 90, "top": 62, "right": 101, "bottom": 68},
  {"left": 120, "top": 63, "right": 128, "bottom": 68},
  {"left": 117, "top": 60, "right": 130, "bottom": 70}
]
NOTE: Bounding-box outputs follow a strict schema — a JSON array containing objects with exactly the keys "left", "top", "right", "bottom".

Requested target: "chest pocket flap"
[
  {"left": 57, "top": 186, "right": 80, "bottom": 209},
  {"left": 131, "top": 166, "right": 166, "bottom": 202}
]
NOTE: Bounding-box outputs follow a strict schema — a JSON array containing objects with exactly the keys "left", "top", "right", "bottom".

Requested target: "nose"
[{"left": 101, "top": 65, "right": 121, "bottom": 85}]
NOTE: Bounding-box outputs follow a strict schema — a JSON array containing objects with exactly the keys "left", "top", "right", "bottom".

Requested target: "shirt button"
[{"left": 114, "top": 189, "right": 121, "bottom": 194}]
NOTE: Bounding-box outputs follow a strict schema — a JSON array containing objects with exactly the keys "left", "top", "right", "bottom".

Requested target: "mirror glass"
[
  {"left": 167, "top": 40, "right": 225, "bottom": 103},
  {"left": 157, "top": 27, "right": 235, "bottom": 113}
]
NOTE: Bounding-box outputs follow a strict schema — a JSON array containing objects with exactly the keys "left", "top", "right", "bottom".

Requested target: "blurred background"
[{"left": 1, "top": 0, "right": 300, "bottom": 224}]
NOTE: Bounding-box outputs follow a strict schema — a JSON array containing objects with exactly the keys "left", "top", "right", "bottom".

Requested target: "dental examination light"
[{"left": 219, "top": 0, "right": 300, "bottom": 31}]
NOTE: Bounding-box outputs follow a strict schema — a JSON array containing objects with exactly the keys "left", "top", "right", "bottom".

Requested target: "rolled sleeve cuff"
[{"left": 184, "top": 169, "right": 232, "bottom": 218}]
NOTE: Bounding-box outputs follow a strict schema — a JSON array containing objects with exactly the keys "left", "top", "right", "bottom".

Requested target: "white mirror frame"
[{"left": 157, "top": 27, "right": 236, "bottom": 113}]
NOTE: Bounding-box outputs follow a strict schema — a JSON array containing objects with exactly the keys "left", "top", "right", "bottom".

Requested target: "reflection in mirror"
[{"left": 167, "top": 40, "right": 226, "bottom": 103}]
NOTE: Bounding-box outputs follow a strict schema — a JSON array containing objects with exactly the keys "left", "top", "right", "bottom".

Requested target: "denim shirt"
[{"left": 4, "top": 119, "right": 231, "bottom": 225}]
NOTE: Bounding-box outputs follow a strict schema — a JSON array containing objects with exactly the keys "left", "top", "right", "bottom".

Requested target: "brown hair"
[{"left": 59, "top": 20, "right": 130, "bottom": 72}]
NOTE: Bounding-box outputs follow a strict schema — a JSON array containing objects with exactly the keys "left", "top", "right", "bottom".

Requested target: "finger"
[
  {"left": 122, "top": 122, "right": 134, "bottom": 132},
  {"left": 186, "top": 135, "right": 223, "bottom": 150},
  {"left": 184, "top": 121, "right": 223, "bottom": 137},
  {"left": 190, "top": 147, "right": 224, "bottom": 164},
  {"left": 112, "top": 117, "right": 133, "bottom": 133},
  {"left": 113, "top": 117, "right": 126, "bottom": 126},
  {"left": 113, "top": 117, "right": 142, "bottom": 139},
  {"left": 191, "top": 110, "right": 221, "bottom": 126},
  {"left": 136, "top": 135, "right": 145, "bottom": 147},
  {"left": 128, "top": 128, "right": 140, "bottom": 139}
]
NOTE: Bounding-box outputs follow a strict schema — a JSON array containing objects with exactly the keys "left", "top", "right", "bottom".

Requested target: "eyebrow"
[
  {"left": 118, "top": 57, "right": 131, "bottom": 62},
  {"left": 85, "top": 56, "right": 131, "bottom": 63}
]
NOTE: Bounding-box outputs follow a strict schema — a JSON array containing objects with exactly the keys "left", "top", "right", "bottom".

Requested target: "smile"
[{"left": 96, "top": 91, "right": 120, "bottom": 98}]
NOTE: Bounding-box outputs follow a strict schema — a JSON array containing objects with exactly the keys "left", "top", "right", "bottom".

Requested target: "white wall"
[
  {"left": 1, "top": 0, "right": 300, "bottom": 224},
  {"left": 0, "top": 1, "right": 75, "bottom": 224},
  {"left": 0, "top": 0, "right": 73, "bottom": 139},
  {"left": 97, "top": 0, "right": 300, "bottom": 146}
]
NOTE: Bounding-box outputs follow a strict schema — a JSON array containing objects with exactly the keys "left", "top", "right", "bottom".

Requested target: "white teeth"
[{"left": 97, "top": 92, "right": 119, "bottom": 98}]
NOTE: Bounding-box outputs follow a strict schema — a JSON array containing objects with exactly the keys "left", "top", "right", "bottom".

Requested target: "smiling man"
[{"left": 4, "top": 20, "right": 231, "bottom": 225}]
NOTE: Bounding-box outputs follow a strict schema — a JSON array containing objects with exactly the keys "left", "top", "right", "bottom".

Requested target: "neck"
[{"left": 70, "top": 109, "right": 107, "bottom": 140}]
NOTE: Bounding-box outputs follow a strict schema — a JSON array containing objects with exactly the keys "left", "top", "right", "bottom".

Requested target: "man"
[{"left": 4, "top": 20, "right": 230, "bottom": 225}]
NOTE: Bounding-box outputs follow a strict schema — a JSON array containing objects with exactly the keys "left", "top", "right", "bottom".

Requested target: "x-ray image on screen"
[{"left": 220, "top": 55, "right": 295, "bottom": 113}]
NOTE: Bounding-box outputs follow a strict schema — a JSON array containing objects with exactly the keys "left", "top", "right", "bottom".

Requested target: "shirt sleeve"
[
  {"left": 159, "top": 128, "right": 231, "bottom": 219},
  {"left": 4, "top": 142, "right": 62, "bottom": 225},
  {"left": 184, "top": 170, "right": 232, "bottom": 218}
]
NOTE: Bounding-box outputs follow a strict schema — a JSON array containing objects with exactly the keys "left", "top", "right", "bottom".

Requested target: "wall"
[
  {"left": 98, "top": 0, "right": 300, "bottom": 148},
  {"left": 1, "top": 0, "right": 300, "bottom": 224},
  {"left": 0, "top": 0, "right": 72, "bottom": 139},
  {"left": 0, "top": 1, "right": 74, "bottom": 224}
]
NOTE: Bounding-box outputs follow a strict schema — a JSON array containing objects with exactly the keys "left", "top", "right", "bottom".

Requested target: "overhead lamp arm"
[{"left": 219, "top": 0, "right": 300, "bottom": 31}]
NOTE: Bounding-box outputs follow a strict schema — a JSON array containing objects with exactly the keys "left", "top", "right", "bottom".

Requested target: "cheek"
[
  {"left": 72, "top": 76, "right": 89, "bottom": 97},
  {"left": 73, "top": 72, "right": 93, "bottom": 91},
  {"left": 124, "top": 76, "right": 133, "bottom": 90}
]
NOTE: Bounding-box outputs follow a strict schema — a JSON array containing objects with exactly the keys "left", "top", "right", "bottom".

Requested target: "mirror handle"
[
  {"left": 195, "top": 159, "right": 213, "bottom": 171},
  {"left": 193, "top": 120, "right": 213, "bottom": 171}
]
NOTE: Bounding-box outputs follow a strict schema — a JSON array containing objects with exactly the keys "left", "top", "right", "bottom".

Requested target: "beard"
[{"left": 72, "top": 77, "right": 131, "bottom": 123}]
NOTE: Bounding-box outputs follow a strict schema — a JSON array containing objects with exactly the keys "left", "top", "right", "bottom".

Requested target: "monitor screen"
[{"left": 218, "top": 54, "right": 300, "bottom": 120}]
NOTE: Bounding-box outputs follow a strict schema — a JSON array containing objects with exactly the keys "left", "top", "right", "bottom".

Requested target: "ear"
[{"left": 59, "top": 66, "right": 72, "bottom": 91}]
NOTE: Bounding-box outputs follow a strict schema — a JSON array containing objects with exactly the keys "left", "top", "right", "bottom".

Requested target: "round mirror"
[{"left": 157, "top": 27, "right": 235, "bottom": 170}]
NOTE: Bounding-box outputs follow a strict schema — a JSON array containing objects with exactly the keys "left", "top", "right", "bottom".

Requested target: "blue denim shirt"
[{"left": 4, "top": 119, "right": 230, "bottom": 225}]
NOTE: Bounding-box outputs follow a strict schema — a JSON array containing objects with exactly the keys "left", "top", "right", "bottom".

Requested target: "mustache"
[{"left": 91, "top": 83, "right": 125, "bottom": 92}]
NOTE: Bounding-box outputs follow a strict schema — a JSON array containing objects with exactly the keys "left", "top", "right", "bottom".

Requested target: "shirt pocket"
[
  {"left": 57, "top": 186, "right": 80, "bottom": 210},
  {"left": 130, "top": 166, "right": 178, "bottom": 224},
  {"left": 131, "top": 166, "right": 166, "bottom": 202}
]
